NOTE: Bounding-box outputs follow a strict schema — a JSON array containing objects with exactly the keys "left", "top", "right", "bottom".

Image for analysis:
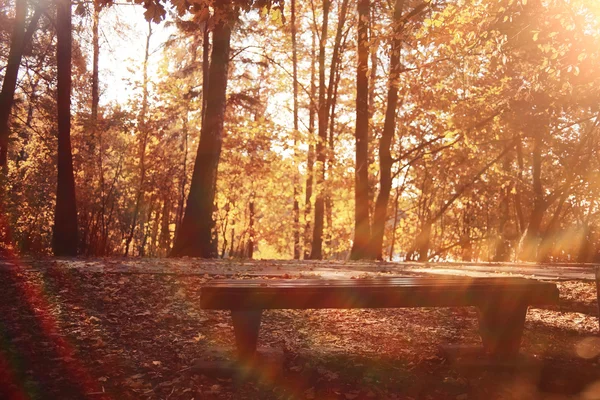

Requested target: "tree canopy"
[{"left": 1, "top": 0, "right": 599, "bottom": 262}]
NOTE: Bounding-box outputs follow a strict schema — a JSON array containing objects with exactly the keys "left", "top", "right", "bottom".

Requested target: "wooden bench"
[{"left": 200, "top": 277, "right": 559, "bottom": 360}]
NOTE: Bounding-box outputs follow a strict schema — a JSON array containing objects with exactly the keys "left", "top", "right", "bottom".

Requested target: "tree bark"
[
  {"left": 171, "top": 5, "right": 236, "bottom": 257},
  {"left": 303, "top": 31, "right": 317, "bottom": 259},
  {"left": 159, "top": 197, "right": 171, "bottom": 256},
  {"left": 291, "top": 0, "right": 300, "bottom": 259},
  {"left": 0, "top": 0, "right": 42, "bottom": 170},
  {"left": 52, "top": 0, "right": 78, "bottom": 256},
  {"left": 368, "top": 0, "right": 405, "bottom": 260},
  {"left": 91, "top": 1, "right": 100, "bottom": 123},
  {"left": 494, "top": 154, "right": 512, "bottom": 261},
  {"left": 0, "top": 0, "right": 26, "bottom": 170},
  {"left": 201, "top": 19, "right": 210, "bottom": 125},
  {"left": 245, "top": 194, "right": 255, "bottom": 259},
  {"left": 309, "top": 0, "right": 331, "bottom": 260},
  {"left": 519, "top": 132, "right": 545, "bottom": 261},
  {"left": 350, "top": 0, "right": 372, "bottom": 260}
]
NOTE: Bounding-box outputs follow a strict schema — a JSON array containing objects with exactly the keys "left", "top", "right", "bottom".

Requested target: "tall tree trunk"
[
  {"left": 303, "top": 31, "right": 316, "bottom": 259},
  {"left": 174, "top": 110, "right": 189, "bottom": 240},
  {"left": 350, "top": 0, "right": 372, "bottom": 260},
  {"left": 368, "top": 0, "right": 405, "bottom": 260},
  {"left": 228, "top": 221, "right": 236, "bottom": 257},
  {"left": 245, "top": 195, "right": 255, "bottom": 259},
  {"left": 291, "top": 0, "right": 300, "bottom": 259},
  {"left": 416, "top": 220, "right": 432, "bottom": 261},
  {"left": 0, "top": 0, "right": 26, "bottom": 170},
  {"left": 53, "top": 0, "right": 78, "bottom": 256},
  {"left": 494, "top": 154, "right": 512, "bottom": 261},
  {"left": 367, "top": 6, "right": 379, "bottom": 216},
  {"left": 171, "top": 5, "right": 236, "bottom": 257},
  {"left": 388, "top": 185, "right": 402, "bottom": 261},
  {"left": 159, "top": 197, "right": 171, "bottom": 256},
  {"left": 0, "top": 0, "right": 26, "bottom": 249},
  {"left": 309, "top": 0, "right": 331, "bottom": 260},
  {"left": 124, "top": 21, "right": 152, "bottom": 256},
  {"left": 0, "top": 1, "right": 42, "bottom": 170},
  {"left": 519, "top": 132, "right": 545, "bottom": 260},
  {"left": 514, "top": 138, "right": 526, "bottom": 233},
  {"left": 91, "top": 1, "right": 100, "bottom": 123},
  {"left": 201, "top": 21, "right": 210, "bottom": 125}
]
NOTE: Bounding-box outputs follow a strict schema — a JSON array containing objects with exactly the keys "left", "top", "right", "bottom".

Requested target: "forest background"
[{"left": 1, "top": 0, "right": 599, "bottom": 263}]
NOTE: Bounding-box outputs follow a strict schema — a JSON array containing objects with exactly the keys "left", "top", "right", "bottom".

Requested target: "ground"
[{"left": 0, "top": 259, "right": 599, "bottom": 399}]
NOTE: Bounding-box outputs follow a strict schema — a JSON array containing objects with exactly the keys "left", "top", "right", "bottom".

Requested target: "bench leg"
[
  {"left": 231, "top": 310, "right": 263, "bottom": 360},
  {"left": 477, "top": 304, "right": 528, "bottom": 358}
]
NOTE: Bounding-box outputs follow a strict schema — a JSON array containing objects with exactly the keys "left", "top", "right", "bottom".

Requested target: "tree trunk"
[
  {"left": 174, "top": 109, "right": 189, "bottom": 240},
  {"left": 494, "top": 186, "right": 511, "bottom": 261},
  {"left": 291, "top": 0, "right": 301, "bottom": 259},
  {"left": 367, "top": 6, "right": 379, "bottom": 218},
  {"left": 202, "top": 21, "right": 210, "bottom": 125},
  {"left": 1, "top": 1, "right": 42, "bottom": 170},
  {"left": 309, "top": 0, "right": 331, "bottom": 260},
  {"left": 415, "top": 220, "right": 432, "bottom": 261},
  {"left": 303, "top": 32, "right": 317, "bottom": 259},
  {"left": 494, "top": 153, "right": 512, "bottom": 261},
  {"left": 124, "top": 21, "right": 152, "bottom": 256},
  {"left": 519, "top": 132, "right": 545, "bottom": 261},
  {"left": 388, "top": 185, "right": 402, "bottom": 261},
  {"left": 350, "top": 0, "right": 372, "bottom": 260},
  {"left": 0, "top": 0, "right": 26, "bottom": 170},
  {"left": 159, "top": 197, "right": 171, "bottom": 256},
  {"left": 171, "top": 5, "right": 236, "bottom": 257},
  {"left": 91, "top": 1, "right": 100, "bottom": 123},
  {"left": 52, "top": 0, "right": 79, "bottom": 256},
  {"left": 229, "top": 222, "right": 236, "bottom": 257},
  {"left": 245, "top": 196, "right": 255, "bottom": 259},
  {"left": 368, "top": 0, "right": 405, "bottom": 260}
]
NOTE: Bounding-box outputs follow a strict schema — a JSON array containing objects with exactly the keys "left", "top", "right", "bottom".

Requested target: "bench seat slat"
[{"left": 200, "top": 277, "right": 559, "bottom": 310}]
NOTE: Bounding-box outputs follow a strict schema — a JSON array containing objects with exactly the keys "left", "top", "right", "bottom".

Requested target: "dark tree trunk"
[
  {"left": 514, "top": 138, "right": 526, "bottom": 233},
  {"left": 303, "top": 32, "right": 317, "bottom": 259},
  {"left": 245, "top": 197, "right": 255, "bottom": 259},
  {"left": 201, "top": 20, "right": 210, "bottom": 125},
  {"left": 494, "top": 186, "right": 511, "bottom": 261},
  {"left": 415, "top": 221, "right": 432, "bottom": 261},
  {"left": 388, "top": 185, "right": 402, "bottom": 261},
  {"left": 519, "top": 133, "right": 545, "bottom": 261},
  {"left": 0, "top": 0, "right": 42, "bottom": 170},
  {"left": 0, "top": 0, "right": 26, "bottom": 169},
  {"left": 350, "top": 0, "right": 372, "bottom": 260},
  {"left": 0, "top": 0, "right": 26, "bottom": 249},
  {"left": 291, "top": 0, "right": 300, "bottom": 259},
  {"left": 174, "top": 111, "right": 189, "bottom": 239},
  {"left": 229, "top": 222, "right": 235, "bottom": 257},
  {"left": 53, "top": 0, "right": 78, "bottom": 256},
  {"left": 171, "top": 6, "right": 235, "bottom": 257},
  {"left": 159, "top": 197, "right": 171, "bottom": 256},
  {"left": 309, "top": 0, "right": 331, "bottom": 260},
  {"left": 91, "top": 1, "right": 100, "bottom": 123},
  {"left": 368, "top": 0, "right": 405, "bottom": 260},
  {"left": 367, "top": 6, "right": 379, "bottom": 221}
]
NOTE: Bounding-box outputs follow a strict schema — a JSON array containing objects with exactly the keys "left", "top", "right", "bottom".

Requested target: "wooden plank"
[{"left": 200, "top": 277, "right": 559, "bottom": 310}]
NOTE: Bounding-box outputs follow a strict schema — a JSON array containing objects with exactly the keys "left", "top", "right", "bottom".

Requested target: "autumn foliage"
[{"left": 0, "top": 0, "right": 599, "bottom": 262}]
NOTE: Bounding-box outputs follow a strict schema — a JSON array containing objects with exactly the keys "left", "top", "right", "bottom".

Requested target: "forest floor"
[{"left": 0, "top": 259, "right": 599, "bottom": 399}]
